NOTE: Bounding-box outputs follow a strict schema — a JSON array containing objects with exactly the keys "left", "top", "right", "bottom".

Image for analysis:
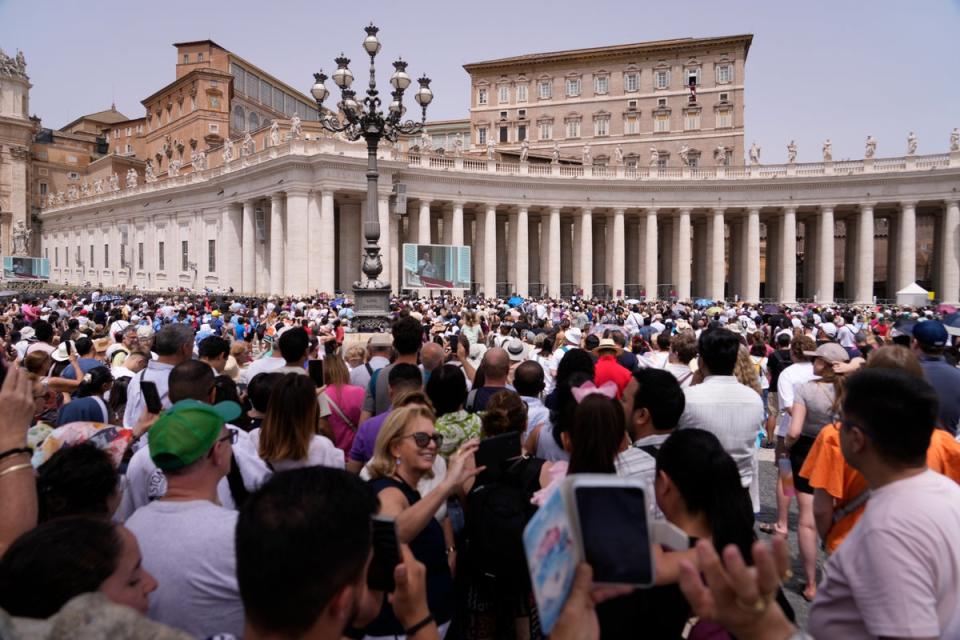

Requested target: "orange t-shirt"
[{"left": 800, "top": 425, "right": 960, "bottom": 554}]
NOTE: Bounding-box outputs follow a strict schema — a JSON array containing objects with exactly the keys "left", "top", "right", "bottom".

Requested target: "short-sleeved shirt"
[
  {"left": 919, "top": 356, "right": 960, "bottom": 435},
  {"left": 793, "top": 381, "right": 838, "bottom": 438},
  {"left": 349, "top": 410, "right": 392, "bottom": 463},
  {"left": 362, "top": 362, "right": 397, "bottom": 417},
  {"left": 125, "top": 500, "right": 243, "bottom": 638},
  {"left": 808, "top": 470, "right": 960, "bottom": 638},
  {"left": 433, "top": 409, "right": 481, "bottom": 459}
]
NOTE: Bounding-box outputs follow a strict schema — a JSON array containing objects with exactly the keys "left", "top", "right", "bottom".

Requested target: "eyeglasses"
[
  {"left": 216, "top": 430, "right": 238, "bottom": 445},
  {"left": 401, "top": 432, "right": 443, "bottom": 448}
]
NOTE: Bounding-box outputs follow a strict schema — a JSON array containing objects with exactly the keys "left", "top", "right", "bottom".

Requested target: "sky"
[{"left": 1, "top": 0, "right": 958, "bottom": 163}]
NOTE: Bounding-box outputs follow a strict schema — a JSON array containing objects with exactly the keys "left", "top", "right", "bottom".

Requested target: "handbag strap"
[{"left": 324, "top": 388, "right": 356, "bottom": 431}]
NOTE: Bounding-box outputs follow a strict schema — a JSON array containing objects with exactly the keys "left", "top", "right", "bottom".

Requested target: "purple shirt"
[{"left": 348, "top": 410, "right": 392, "bottom": 463}]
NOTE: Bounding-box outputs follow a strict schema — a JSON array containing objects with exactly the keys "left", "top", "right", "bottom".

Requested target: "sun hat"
[
  {"left": 51, "top": 341, "right": 76, "bottom": 362},
  {"left": 564, "top": 327, "right": 582, "bottom": 345},
  {"left": 592, "top": 338, "right": 622, "bottom": 356},
  {"left": 147, "top": 399, "right": 242, "bottom": 471},
  {"left": 505, "top": 338, "right": 527, "bottom": 362},
  {"left": 803, "top": 342, "right": 850, "bottom": 364}
]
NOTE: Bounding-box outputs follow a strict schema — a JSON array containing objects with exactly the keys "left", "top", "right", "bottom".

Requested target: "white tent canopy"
[{"left": 896, "top": 282, "right": 930, "bottom": 306}]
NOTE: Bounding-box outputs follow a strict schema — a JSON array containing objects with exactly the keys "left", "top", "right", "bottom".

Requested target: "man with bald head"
[
  {"left": 465, "top": 347, "right": 513, "bottom": 413},
  {"left": 420, "top": 341, "right": 445, "bottom": 384}
]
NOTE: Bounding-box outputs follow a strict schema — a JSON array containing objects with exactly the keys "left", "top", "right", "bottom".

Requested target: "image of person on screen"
[{"left": 417, "top": 251, "right": 438, "bottom": 279}]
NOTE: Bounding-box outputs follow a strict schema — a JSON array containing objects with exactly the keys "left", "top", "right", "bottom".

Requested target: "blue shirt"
[
  {"left": 919, "top": 356, "right": 960, "bottom": 435},
  {"left": 60, "top": 357, "right": 102, "bottom": 380}
]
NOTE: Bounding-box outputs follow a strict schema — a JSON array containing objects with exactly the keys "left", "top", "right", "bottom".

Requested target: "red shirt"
[{"left": 594, "top": 354, "right": 632, "bottom": 397}]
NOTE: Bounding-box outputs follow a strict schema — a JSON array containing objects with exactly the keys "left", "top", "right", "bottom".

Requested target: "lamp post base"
[{"left": 351, "top": 285, "right": 393, "bottom": 332}]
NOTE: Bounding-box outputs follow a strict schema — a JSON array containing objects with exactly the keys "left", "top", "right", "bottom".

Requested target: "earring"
[{"left": 395, "top": 457, "right": 401, "bottom": 467}]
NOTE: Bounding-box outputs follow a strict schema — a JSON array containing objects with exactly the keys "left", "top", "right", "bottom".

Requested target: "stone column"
[
  {"left": 339, "top": 202, "right": 361, "bottom": 289},
  {"left": 483, "top": 204, "right": 497, "bottom": 297},
  {"left": 898, "top": 201, "right": 917, "bottom": 289},
  {"left": 611, "top": 208, "right": 625, "bottom": 298},
  {"left": 441, "top": 209, "right": 453, "bottom": 245},
  {"left": 780, "top": 206, "right": 797, "bottom": 303},
  {"left": 514, "top": 207, "right": 529, "bottom": 296},
  {"left": 856, "top": 203, "right": 875, "bottom": 303},
  {"left": 818, "top": 206, "right": 835, "bottom": 303},
  {"left": 529, "top": 217, "right": 541, "bottom": 290},
  {"left": 497, "top": 216, "right": 509, "bottom": 291},
  {"left": 693, "top": 220, "right": 707, "bottom": 297},
  {"left": 802, "top": 219, "right": 816, "bottom": 300},
  {"left": 765, "top": 217, "right": 779, "bottom": 300},
  {"left": 676, "top": 209, "right": 692, "bottom": 300},
  {"left": 418, "top": 200, "right": 432, "bottom": 245},
  {"left": 942, "top": 200, "right": 960, "bottom": 305},
  {"left": 710, "top": 208, "right": 725, "bottom": 300},
  {"left": 572, "top": 215, "right": 582, "bottom": 290},
  {"left": 644, "top": 209, "right": 658, "bottom": 300},
  {"left": 549, "top": 207, "right": 561, "bottom": 297},
  {"left": 223, "top": 203, "right": 242, "bottom": 291},
  {"left": 269, "top": 193, "right": 285, "bottom": 294},
  {"left": 746, "top": 208, "right": 761, "bottom": 301},
  {"left": 844, "top": 217, "right": 857, "bottom": 300},
  {"left": 507, "top": 214, "right": 518, "bottom": 294},
  {"left": 451, "top": 202, "right": 464, "bottom": 246},
  {"left": 242, "top": 200, "right": 256, "bottom": 293},
  {"left": 580, "top": 209, "right": 593, "bottom": 296},
  {"left": 284, "top": 191, "right": 311, "bottom": 295}
]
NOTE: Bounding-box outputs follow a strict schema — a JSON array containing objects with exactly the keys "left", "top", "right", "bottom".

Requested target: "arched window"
[
  {"left": 248, "top": 112, "right": 260, "bottom": 131},
  {"left": 232, "top": 105, "right": 245, "bottom": 132}
]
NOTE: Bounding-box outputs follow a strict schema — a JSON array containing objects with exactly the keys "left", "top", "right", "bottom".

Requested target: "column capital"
[
  {"left": 418, "top": 198, "right": 433, "bottom": 206},
  {"left": 448, "top": 200, "right": 466, "bottom": 209},
  {"left": 485, "top": 202, "right": 499, "bottom": 211},
  {"left": 676, "top": 207, "right": 692, "bottom": 215},
  {"left": 820, "top": 204, "right": 835, "bottom": 213},
  {"left": 746, "top": 206, "right": 761, "bottom": 214},
  {"left": 549, "top": 206, "right": 562, "bottom": 215},
  {"left": 859, "top": 202, "right": 876, "bottom": 211},
  {"left": 612, "top": 207, "right": 626, "bottom": 215},
  {"left": 899, "top": 200, "right": 918, "bottom": 209},
  {"left": 516, "top": 205, "right": 529, "bottom": 214},
  {"left": 270, "top": 192, "right": 284, "bottom": 203},
  {"left": 580, "top": 207, "right": 593, "bottom": 215},
  {"left": 782, "top": 205, "right": 797, "bottom": 214}
]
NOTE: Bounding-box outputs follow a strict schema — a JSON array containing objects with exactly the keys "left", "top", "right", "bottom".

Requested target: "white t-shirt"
[
  {"left": 125, "top": 499, "right": 244, "bottom": 638},
  {"left": 775, "top": 361, "right": 817, "bottom": 437},
  {"left": 247, "top": 428, "right": 345, "bottom": 473},
  {"left": 238, "top": 355, "right": 286, "bottom": 385},
  {"left": 808, "top": 470, "right": 960, "bottom": 639}
]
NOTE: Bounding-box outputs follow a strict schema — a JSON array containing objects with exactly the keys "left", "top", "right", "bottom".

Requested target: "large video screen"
[
  {"left": 402, "top": 244, "right": 472, "bottom": 290},
  {"left": 3, "top": 256, "right": 50, "bottom": 281}
]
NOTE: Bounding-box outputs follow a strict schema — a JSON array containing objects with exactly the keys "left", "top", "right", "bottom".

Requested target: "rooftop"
[
  {"left": 59, "top": 105, "right": 130, "bottom": 132},
  {"left": 463, "top": 34, "right": 753, "bottom": 71}
]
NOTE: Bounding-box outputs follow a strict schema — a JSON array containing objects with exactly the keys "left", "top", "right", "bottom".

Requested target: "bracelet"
[
  {"left": 0, "top": 447, "right": 31, "bottom": 462},
  {"left": 0, "top": 462, "right": 33, "bottom": 478},
  {"left": 403, "top": 613, "right": 435, "bottom": 636},
  {"left": 445, "top": 545, "right": 456, "bottom": 555}
]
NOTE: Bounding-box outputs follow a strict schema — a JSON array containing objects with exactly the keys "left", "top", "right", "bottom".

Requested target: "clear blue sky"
[{"left": 2, "top": 0, "right": 958, "bottom": 163}]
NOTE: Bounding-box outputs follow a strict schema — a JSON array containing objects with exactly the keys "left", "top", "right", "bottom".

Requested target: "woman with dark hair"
[
  {"left": 566, "top": 394, "right": 627, "bottom": 475},
  {"left": 37, "top": 442, "right": 120, "bottom": 522},
  {"left": 428, "top": 363, "right": 481, "bottom": 460},
  {"left": 0, "top": 517, "right": 157, "bottom": 618},
  {"left": 55, "top": 366, "right": 113, "bottom": 426},
  {"left": 213, "top": 374, "right": 250, "bottom": 431},
  {"left": 317, "top": 351, "right": 364, "bottom": 454},
  {"left": 106, "top": 375, "right": 131, "bottom": 426}
]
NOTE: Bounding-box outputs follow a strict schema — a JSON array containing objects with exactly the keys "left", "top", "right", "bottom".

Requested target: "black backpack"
[{"left": 463, "top": 456, "right": 545, "bottom": 597}]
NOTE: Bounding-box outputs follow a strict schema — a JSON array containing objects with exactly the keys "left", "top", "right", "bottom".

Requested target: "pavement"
[{"left": 755, "top": 446, "right": 824, "bottom": 628}]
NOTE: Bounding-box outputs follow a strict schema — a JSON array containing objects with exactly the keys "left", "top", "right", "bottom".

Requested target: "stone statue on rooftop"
[
  {"left": 715, "top": 145, "right": 727, "bottom": 165},
  {"left": 551, "top": 141, "right": 560, "bottom": 164},
  {"left": 865, "top": 135, "right": 877, "bottom": 159},
  {"left": 907, "top": 131, "right": 918, "bottom": 156},
  {"left": 80, "top": 182, "right": 90, "bottom": 198},
  {"left": 126, "top": 168, "right": 138, "bottom": 189},
  {"left": 453, "top": 133, "right": 463, "bottom": 157},
  {"left": 679, "top": 144, "right": 690, "bottom": 167},
  {"left": 951, "top": 128, "right": 960, "bottom": 152},
  {"left": 822, "top": 139, "right": 832, "bottom": 162},
  {"left": 269, "top": 120, "right": 280, "bottom": 147},
  {"left": 290, "top": 115, "right": 302, "bottom": 140},
  {"left": 650, "top": 146, "right": 659, "bottom": 167},
  {"left": 748, "top": 142, "right": 760, "bottom": 165},
  {"left": 93, "top": 179, "right": 103, "bottom": 194},
  {"left": 614, "top": 144, "right": 624, "bottom": 165},
  {"left": 582, "top": 143, "right": 592, "bottom": 166},
  {"left": 520, "top": 139, "right": 529, "bottom": 163},
  {"left": 787, "top": 140, "right": 797, "bottom": 164},
  {"left": 109, "top": 173, "right": 120, "bottom": 191},
  {"left": 241, "top": 133, "right": 255, "bottom": 157},
  {"left": 67, "top": 185, "right": 78, "bottom": 200},
  {"left": 223, "top": 138, "right": 234, "bottom": 163},
  {"left": 168, "top": 159, "right": 181, "bottom": 177},
  {"left": 486, "top": 139, "right": 495, "bottom": 160},
  {"left": 145, "top": 160, "right": 156, "bottom": 183},
  {"left": 12, "top": 221, "right": 30, "bottom": 256}
]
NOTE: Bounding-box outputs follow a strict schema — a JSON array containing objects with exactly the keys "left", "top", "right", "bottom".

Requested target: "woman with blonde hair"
[
  {"left": 252, "top": 372, "right": 343, "bottom": 472},
  {"left": 461, "top": 310, "right": 483, "bottom": 346},
  {"left": 365, "top": 404, "right": 480, "bottom": 638},
  {"left": 316, "top": 350, "right": 364, "bottom": 454},
  {"left": 733, "top": 344, "right": 763, "bottom": 397}
]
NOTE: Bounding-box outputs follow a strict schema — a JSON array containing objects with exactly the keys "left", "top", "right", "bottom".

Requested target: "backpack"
[{"left": 463, "top": 456, "right": 546, "bottom": 598}]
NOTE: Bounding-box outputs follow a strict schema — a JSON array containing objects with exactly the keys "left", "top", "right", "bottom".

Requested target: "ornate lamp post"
[{"left": 311, "top": 23, "right": 433, "bottom": 330}]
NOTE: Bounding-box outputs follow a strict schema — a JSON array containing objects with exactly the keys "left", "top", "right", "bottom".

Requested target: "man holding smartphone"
[{"left": 124, "top": 324, "right": 195, "bottom": 428}]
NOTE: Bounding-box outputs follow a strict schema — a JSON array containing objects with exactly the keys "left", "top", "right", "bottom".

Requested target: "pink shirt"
[
  {"left": 321, "top": 384, "right": 365, "bottom": 453},
  {"left": 808, "top": 470, "right": 960, "bottom": 638}
]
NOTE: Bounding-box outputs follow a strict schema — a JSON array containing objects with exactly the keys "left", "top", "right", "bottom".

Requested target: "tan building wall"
[
  {"left": 463, "top": 35, "right": 751, "bottom": 167},
  {"left": 103, "top": 118, "right": 147, "bottom": 158}
]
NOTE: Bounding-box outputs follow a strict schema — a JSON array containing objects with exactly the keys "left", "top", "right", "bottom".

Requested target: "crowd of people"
[{"left": 0, "top": 287, "right": 959, "bottom": 639}]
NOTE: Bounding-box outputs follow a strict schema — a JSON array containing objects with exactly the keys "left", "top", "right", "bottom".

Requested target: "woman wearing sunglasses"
[{"left": 365, "top": 404, "right": 481, "bottom": 639}]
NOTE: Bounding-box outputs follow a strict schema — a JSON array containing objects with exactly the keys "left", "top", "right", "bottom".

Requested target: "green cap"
[{"left": 148, "top": 399, "right": 242, "bottom": 471}]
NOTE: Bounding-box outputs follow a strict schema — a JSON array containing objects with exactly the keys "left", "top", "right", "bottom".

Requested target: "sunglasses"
[
  {"left": 401, "top": 432, "right": 443, "bottom": 448},
  {"left": 216, "top": 430, "right": 238, "bottom": 445}
]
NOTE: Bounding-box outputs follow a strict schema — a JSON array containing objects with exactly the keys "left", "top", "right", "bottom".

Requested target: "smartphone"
[
  {"left": 569, "top": 476, "right": 655, "bottom": 587},
  {"left": 141, "top": 380, "right": 163, "bottom": 415},
  {"left": 475, "top": 431, "right": 521, "bottom": 471},
  {"left": 307, "top": 360, "right": 324, "bottom": 388},
  {"left": 367, "top": 516, "right": 400, "bottom": 592}
]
